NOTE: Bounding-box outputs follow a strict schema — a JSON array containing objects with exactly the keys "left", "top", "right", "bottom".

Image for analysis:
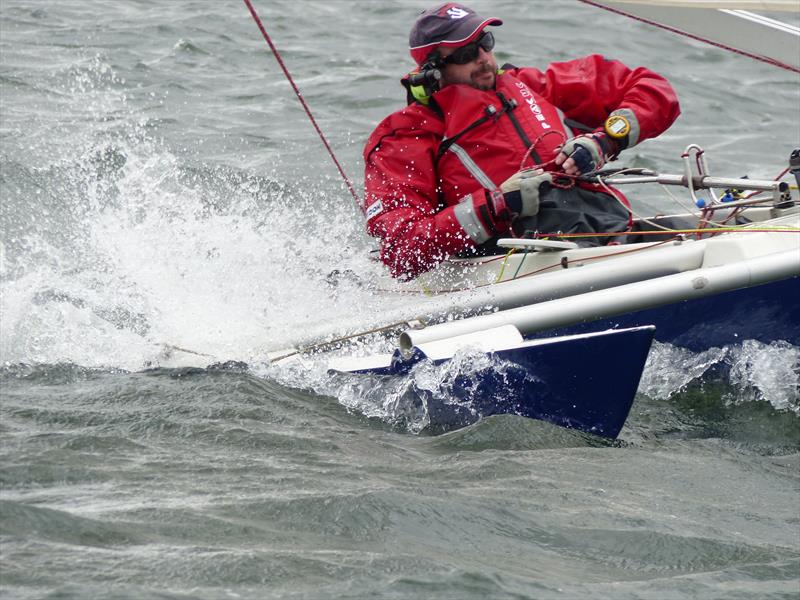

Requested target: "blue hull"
[
  {"left": 336, "top": 277, "right": 797, "bottom": 438},
  {"left": 548, "top": 275, "right": 800, "bottom": 351},
  {"left": 420, "top": 327, "right": 655, "bottom": 438},
  {"left": 340, "top": 327, "right": 655, "bottom": 439}
]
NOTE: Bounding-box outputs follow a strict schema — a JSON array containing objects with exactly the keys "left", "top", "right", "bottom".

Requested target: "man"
[{"left": 363, "top": 2, "right": 680, "bottom": 279}]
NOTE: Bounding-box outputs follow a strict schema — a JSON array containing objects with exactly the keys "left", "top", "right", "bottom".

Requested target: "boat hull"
[
  {"left": 318, "top": 209, "right": 797, "bottom": 439},
  {"left": 554, "top": 275, "right": 800, "bottom": 351},
  {"left": 332, "top": 326, "right": 655, "bottom": 439},
  {"left": 423, "top": 326, "right": 654, "bottom": 438}
]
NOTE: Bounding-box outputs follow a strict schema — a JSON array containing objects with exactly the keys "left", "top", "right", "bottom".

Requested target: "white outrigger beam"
[
  {"left": 267, "top": 241, "right": 707, "bottom": 361},
  {"left": 399, "top": 248, "right": 800, "bottom": 354}
]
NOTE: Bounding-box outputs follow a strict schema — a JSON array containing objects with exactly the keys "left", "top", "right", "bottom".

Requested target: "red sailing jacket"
[{"left": 363, "top": 54, "right": 680, "bottom": 279}]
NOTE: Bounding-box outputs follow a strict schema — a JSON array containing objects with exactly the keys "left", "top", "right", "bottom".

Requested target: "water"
[{"left": 1, "top": 1, "right": 799, "bottom": 598}]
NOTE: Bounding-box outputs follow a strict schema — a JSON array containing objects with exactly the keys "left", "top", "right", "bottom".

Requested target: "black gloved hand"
[{"left": 556, "top": 133, "right": 618, "bottom": 175}]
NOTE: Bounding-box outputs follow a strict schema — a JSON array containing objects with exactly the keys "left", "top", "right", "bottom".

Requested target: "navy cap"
[{"left": 409, "top": 3, "right": 502, "bottom": 66}]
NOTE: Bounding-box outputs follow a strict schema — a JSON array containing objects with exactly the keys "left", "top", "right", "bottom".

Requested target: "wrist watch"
[{"left": 604, "top": 114, "right": 631, "bottom": 140}]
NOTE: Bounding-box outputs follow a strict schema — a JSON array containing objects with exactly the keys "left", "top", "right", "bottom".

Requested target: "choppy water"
[{"left": 1, "top": 1, "right": 799, "bottom": 598}]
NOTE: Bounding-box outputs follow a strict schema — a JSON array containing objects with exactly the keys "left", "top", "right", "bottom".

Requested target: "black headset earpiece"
[{"left": 408, "top": 53, "right": 443, "bottom": 94}]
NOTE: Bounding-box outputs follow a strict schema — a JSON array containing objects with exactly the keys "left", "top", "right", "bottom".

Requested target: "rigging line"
[
  {"left": 537, "top": 227, "right": 800, "bottom": 238},
  {"left": 242, "top": 0, "right": 361, "bottom": 204},
  {"left": 493, "top": 249, "right": 517, "bottom": 283},
  {"left": 269, "top": 319, "right": 422, "bottom": 362},
  {"left": 375, "top": 223, "right": 798, "bottom": 294},
  {"left": 595, "top": 168, "right": 683, "bottom": 233},
  {"left": 511, "top": 247, "right": 533, "bottom": 280},
  {"left": 745, "top": 167, "right": 791, "bottom": 199},
  {"left": 576, "top": 0, "right": 800, "bottom": 74},
  {"left": 382, "top": 238, "right": 679, "bottom": 295}
]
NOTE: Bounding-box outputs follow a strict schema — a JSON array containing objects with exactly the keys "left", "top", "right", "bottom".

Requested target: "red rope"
[
  {"left": 518, "top": 130, "right": 581, "bottom": 194},
  {"left": 242, "top": 0, "right": 361, "bottom": 204},
  {"left": 576, "top": 0, "right": 800, "bottom": 74},
  {"left": 745, "top": 166, "right": 791, "bottom": 199},
  {"left": 519, "top": 130, "right": 567, "bottom": 171}
]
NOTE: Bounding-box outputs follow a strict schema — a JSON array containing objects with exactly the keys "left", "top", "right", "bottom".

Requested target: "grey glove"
[{"left": 500, "top": 168, "right": 552, "bottom": 217}]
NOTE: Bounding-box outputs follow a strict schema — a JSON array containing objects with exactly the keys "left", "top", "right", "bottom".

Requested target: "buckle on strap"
[{"left": 488, "top": 188, "right": 511, "bottom": 222}]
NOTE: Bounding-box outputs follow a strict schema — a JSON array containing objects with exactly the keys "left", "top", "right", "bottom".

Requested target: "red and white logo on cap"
[
  {"left": 438, "top": 3, "right": 470, "bottom": 19},
  {"left": 447, "top": 6, "right": 469, "bottom": 19}
]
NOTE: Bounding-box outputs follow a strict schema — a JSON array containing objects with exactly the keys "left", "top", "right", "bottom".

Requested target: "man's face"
[{"left": 437, "top": 32, "right": 497, "bottom": 91}]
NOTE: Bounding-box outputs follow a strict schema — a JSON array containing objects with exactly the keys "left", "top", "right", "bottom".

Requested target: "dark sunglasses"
[{"left": 442, "top": 31, "right": 495, "bottom": 65}]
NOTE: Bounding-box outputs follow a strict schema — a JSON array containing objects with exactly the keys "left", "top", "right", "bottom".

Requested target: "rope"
[
  {"left": 536, "top": 227, "right": 800, "bottom": 239},
  {"left": 242, "top": 0, "right": 361, "bottom": 204},
  {"left": 377, "top": 219, "right": 799, "bottom": 295},
  {"left": 745, "top": 167, "right": 791, "bottom": 199},
  {"left": 511, "top": 247, "right": 533, "bottom": 280},
  {"left": 576, "top": 0, "right": 800, "bottom": 74},
  {"left": 400, "top": 238, "right": 679, "bottom": 294},
  {"left": 269, "top": 319, "right": 421, "bottom": 362},
  {"left": 493, "top": 249, "right": 517, "bottom": 283},
  {"left": 519, "top": 130, "right": 567, "bottom": 171},
  {"left": 161, "top": 344, "right": 217, "bottom": 359}
]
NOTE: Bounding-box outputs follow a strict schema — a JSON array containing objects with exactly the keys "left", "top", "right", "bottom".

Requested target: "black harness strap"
[
  {"left": 563, "top": 117, "right": 594, "bottom": 134},
  {"left": 435, "top": 103, "right": 509, "bottom": 162},
  {"left": 496, "top": 91, "right": 542, "bottom": 165}
]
